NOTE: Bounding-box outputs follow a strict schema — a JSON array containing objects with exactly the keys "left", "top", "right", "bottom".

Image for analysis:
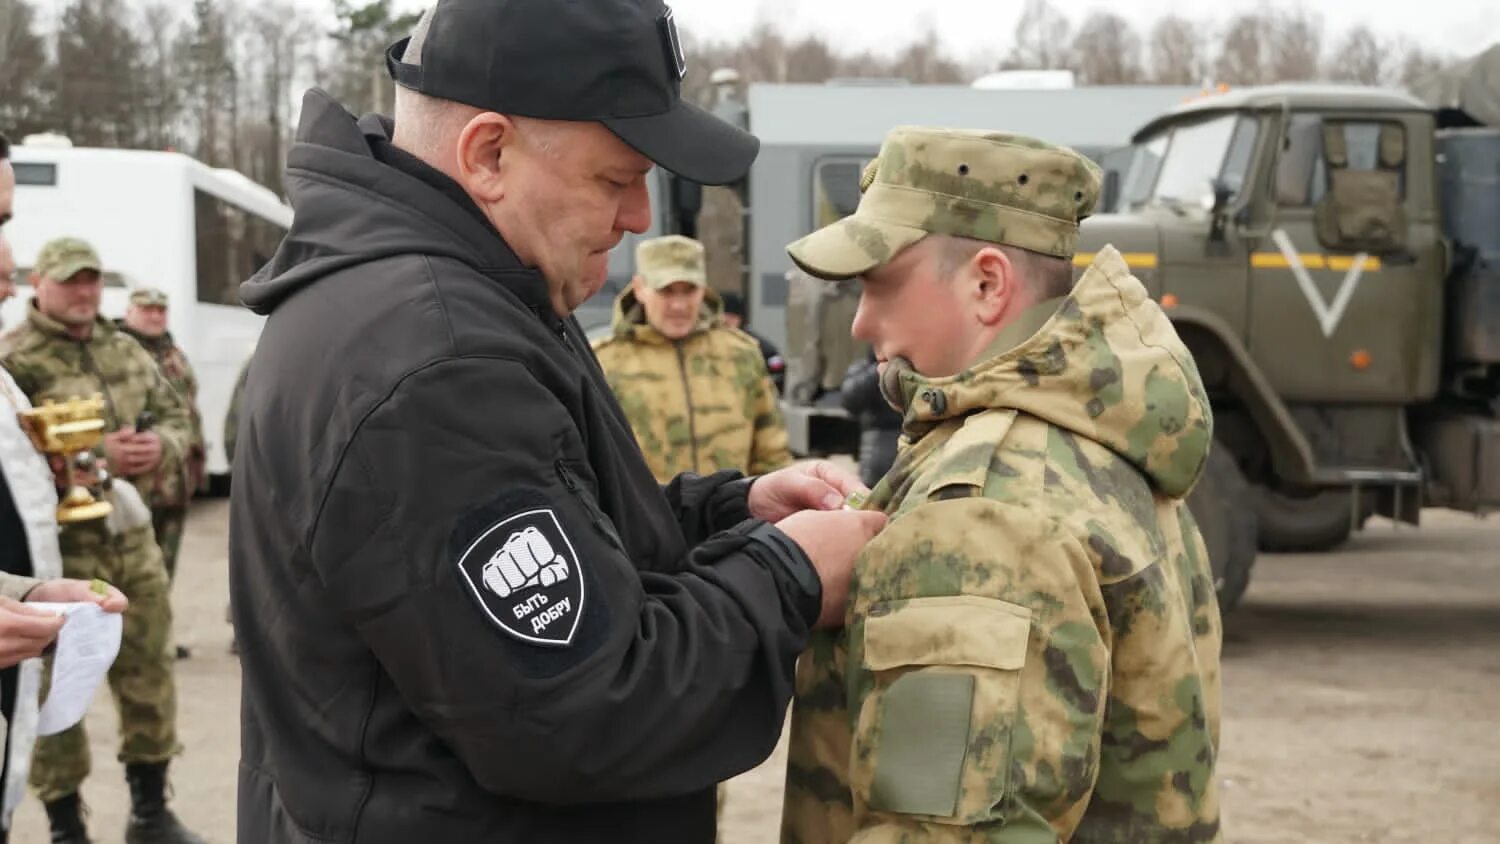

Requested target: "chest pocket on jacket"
[{"left": 851, "top": 594, "right": 1032, "bottom": 825}]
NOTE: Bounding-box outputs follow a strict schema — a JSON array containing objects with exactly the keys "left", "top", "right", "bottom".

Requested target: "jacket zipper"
[
  {"left": 555, "top": 460, "right": 625, "bottom": 552},
  {"left": 674, "top": 342, "right": 699, "bottom": 472}
]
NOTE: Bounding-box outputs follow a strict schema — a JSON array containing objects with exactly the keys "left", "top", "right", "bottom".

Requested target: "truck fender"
[{"left": 1168, "top": 304, "right": 1319, "bottom": 486}]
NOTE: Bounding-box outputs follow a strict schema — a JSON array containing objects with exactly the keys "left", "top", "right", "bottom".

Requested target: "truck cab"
[{"left": 1081, "top": 84, "right": 1500, "bottom": 606}]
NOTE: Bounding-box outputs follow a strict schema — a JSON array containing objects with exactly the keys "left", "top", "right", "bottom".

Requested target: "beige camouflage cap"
[
  {"left": 129, "top": 287, "right": 169, "bottom": 307},
  {"left": 635, "top": 235, "right": 707, "bottom": 290},
  {"left": 788, "top": 126, "right": 1102, "bottom": 280},
  {"left": 34, "top": 237, "right": 102, "bottom": 283}
]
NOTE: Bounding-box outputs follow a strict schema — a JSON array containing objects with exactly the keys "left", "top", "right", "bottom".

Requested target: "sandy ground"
[{"left": 11, "top": 503, "right": 1499, "bottom": 843}]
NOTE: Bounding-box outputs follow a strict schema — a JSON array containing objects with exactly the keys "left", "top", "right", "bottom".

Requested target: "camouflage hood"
[
  {"left": 607, "top": 284, "right": 725, "bottom": 343},
  {"left": 884, "top": 245, "right": 1212, "bottom": 498}
]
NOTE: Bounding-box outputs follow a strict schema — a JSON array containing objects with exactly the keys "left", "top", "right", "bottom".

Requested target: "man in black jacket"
[{"left": 229, "top": 1, "right": 885, "bottom": 842}]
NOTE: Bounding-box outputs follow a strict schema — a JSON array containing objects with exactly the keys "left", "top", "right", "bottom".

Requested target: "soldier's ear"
[{"left": 971, "top": 246, "right": 1017, "bottom": 326}]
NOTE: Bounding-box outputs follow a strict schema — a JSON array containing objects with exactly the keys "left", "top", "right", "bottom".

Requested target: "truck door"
[{"left": 1247, "top": 113, "right": 1440, "bottom": 403}]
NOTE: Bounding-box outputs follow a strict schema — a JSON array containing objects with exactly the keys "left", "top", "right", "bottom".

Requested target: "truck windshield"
[
  {"left": 1142, "top": 114, "right": 1259, "bottom": 211},
  {"left": 1121, "top": 135, "right": 1169, "bottom": 209}
]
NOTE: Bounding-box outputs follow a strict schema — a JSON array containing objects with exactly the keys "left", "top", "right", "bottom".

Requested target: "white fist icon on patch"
[{"left": 481, "top": 526, "right": 571, "bottom": 598}]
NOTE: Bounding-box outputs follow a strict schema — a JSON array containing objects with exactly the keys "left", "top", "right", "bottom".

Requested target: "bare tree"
[
  {"left": 134, "top": 2, "right": 182, "bottom": 151},
  {"left": 1005, "top": 0, "right": 1072, "bottom": 70},
  {"left": 891, "top": 28, "right": 966, "bottom": 83},
  {"left": 243, "top": 1, "right": 308, "bottom": 194},
  {"left": 1266, "top": 6, "right": 1323, "bottom": 82},
  {"left": 178, "top": 0, "right": 237, "bottom": 166},
  {"left": 1149, "top": 15, "right": 1207, "bottom": 85},
  {"left": 1071, "top": 12, "right": 1144, "bottom": 84},
  {"left": 736, "top": 22, "right": 790, "bottom": 84},
  {"left": 0, "top": 0, "right": 52, "bottom": 137},
  {"left": 1326, "top": 26, "right": 1386, "bottom": 85},
  {"left": 1395, "top": 41, "right": 1449, "bottom": 90},
  {"left": 1215, "top": 11, "right": 1271, "bottom": 85},
  {"left": 784, "top": 35, "right": 839, "bottom": 83},
  {"left": 52, "top": 0, "right": 149, "bottom": 146}
]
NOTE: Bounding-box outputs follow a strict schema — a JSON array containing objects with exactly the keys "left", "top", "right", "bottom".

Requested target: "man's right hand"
[
  {"left": 776, "top": 508, "right": 887, "bottom": 629},
  {"left": 0, "top": 597, "right": 66, "bottom": 668}
]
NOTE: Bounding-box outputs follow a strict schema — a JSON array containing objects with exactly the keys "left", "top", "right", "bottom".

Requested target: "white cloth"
[{"left": 0, "top": 367, "right": 64, "bottom": 827}]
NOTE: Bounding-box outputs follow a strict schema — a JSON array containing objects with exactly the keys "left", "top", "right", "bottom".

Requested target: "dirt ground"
[{"left": 11, "top": 502, "right": 1499, "bottom": 843}]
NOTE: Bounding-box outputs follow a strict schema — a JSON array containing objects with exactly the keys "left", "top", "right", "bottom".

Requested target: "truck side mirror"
[{"left": 1208, "top": 180, "right": 1235, "bottom": 242}]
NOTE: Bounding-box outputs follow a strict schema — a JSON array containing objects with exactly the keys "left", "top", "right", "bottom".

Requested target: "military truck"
[{"left": 781, "top": 70, "right": 1500, "bottom": 610}]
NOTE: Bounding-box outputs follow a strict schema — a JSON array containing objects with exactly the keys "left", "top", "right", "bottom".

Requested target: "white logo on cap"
[{"left": 660, "top": 7, "right": 687, "bottom": 81}]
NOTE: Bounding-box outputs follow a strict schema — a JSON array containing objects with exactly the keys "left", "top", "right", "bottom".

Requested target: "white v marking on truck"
[{"left": 1271, "top": 228, "right": 1370, "bottom": 338}]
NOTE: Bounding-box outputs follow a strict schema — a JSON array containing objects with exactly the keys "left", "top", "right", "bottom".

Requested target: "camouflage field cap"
[
  {"left": 635, "top": 235, "right": 707, "bottom": 290},
  {"left": 34, "top": 237, "right": 102, "bottom": 283},
  {"left": 129, "top": 287, "right": 169, "bottom": 307},
  {"left": 787, "top": 126, "right": 1102, "bottom": 280}
]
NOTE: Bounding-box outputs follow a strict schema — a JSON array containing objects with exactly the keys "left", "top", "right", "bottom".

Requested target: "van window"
[
  {"left": 194, "top": 190, "right": 286, "bottom": 306},
  {"left": 12, "top": 163, "right": 57, "bottom": 186}
]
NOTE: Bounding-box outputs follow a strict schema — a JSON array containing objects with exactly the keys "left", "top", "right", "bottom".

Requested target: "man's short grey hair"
[
  {"left": 934, "top": 235, "right": 1074, "bottom": 301},
  {"left": 393, "top": 7, "right": 564, "bottom": 162},
  {"left": 392, "top": 8, "right": 479, "bottom": 160}
]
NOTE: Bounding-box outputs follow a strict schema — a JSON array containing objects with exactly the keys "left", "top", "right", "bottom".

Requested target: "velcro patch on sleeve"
[{"left": 455, "top": 508, "right": 586, "bottom": 647}]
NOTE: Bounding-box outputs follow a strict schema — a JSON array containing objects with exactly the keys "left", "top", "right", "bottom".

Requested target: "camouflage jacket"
[
  {"left": 782, "top": 247, "right": 1223, "bottom": 842},
  {"left": 0, "top": 304, "right": 195, "bottom": 514},
  {"left": 118, "top": 322, "right": 204, "bottom": 507},
  {"left": 592, "top": 287, "right": 793, "bottom": 483}
]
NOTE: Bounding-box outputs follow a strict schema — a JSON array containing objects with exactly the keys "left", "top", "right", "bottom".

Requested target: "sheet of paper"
[{"left": 27, "top": 602, "right": 123, "bottom": 736}]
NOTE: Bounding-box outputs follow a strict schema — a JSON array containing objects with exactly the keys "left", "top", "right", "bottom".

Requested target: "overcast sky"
[
  {"left": 670, "top": 0, "right": 1497, "bottom": 60},
  {"left": 122, "top": 0, "right": 1498, "bottom": 65},
  {"left": 381, "top": 0, "right": 1499, "bottom": 62}
]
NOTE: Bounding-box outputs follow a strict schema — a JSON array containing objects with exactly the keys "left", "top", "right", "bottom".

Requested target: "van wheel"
[
  {"left": 1187, "top": 448, "right": 1259, "bottom": 613},
  {"left": 1252, "top": 486, "right": 1359, "bottom": 552}
]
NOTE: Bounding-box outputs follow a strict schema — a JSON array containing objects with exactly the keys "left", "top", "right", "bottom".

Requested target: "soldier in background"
[
  {"left": 118, "top": 288, "right": 204, "bottom": 572},
  {"left": 719, "top": 290, "right": 785, "bottom": 395},
  {"left": 0, "top": 238, "right": 203, "bottom": 844},
  {"left": 118, "top": 288, "right": 203, "bottom": 660},
  {"left": 780, "top": 127, "right": 1222, "bottom": 841},
  {"left": 594, "top": 235, "right": 792, "bottom": 482}
]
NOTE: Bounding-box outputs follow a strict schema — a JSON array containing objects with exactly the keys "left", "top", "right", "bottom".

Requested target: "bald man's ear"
[
  {"left": 455, "top": 113, "right": 518, "bottom": 203},
  {"left": 972, "top": 246, "right": 1018, "bottom": 327}
]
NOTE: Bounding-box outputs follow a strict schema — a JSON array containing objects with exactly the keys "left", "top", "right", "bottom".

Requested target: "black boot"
[
  {"left": 124, "top": 763, "right": 206, "bottom": 844},
  {"left": 43, "top": 792, "right": 91, "bottom": 844}
]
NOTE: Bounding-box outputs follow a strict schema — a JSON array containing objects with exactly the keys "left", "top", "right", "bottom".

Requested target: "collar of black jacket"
[{"left": 240, "top": 89, "right": 555, "bottom": 321}]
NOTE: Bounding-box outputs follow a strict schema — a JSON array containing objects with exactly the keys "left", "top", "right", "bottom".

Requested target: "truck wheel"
[
  {"left": 1187, "top": 448, "right": 1259, "bottom": 613},
  {"left": 1252, "top": 486, "right": 1357, "bottom": 552}
]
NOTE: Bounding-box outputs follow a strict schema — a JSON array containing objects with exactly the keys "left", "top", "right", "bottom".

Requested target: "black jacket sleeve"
[
  {"left": 308, "top": 356, "right": 819, "bottom": 804},
  {"left": 661, "top": 472, "right": 755, "bottom": 546}
]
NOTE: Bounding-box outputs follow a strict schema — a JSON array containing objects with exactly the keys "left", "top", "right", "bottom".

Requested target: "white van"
[{"left": 4, "top": 141, "right": 292, "bottom": 486}]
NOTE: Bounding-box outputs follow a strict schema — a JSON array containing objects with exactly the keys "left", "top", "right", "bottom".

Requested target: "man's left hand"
[
  {"left": 748, "top": 460, "right": 868, "bottom": 523},
  {"left": 25, "top": 578, "right": 129, "bottom": 614}
]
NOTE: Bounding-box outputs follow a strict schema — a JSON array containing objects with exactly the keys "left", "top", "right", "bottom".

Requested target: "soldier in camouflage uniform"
[
  {"left": 0, "top": 239, "right": 204, "bottom": 844},
  {"left": 117, "top": 288, "right": 205, "bottom": 586},
  {"left": 780, "top": 127, "right": 1222, "bottom": 842},
  {"left": 593, "top": 235, "right": 793, "bottom": 482}
]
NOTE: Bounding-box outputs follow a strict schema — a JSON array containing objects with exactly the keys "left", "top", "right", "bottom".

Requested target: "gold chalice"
[{"left": 18, "top": 394, "right": 113, "bottom": 524}]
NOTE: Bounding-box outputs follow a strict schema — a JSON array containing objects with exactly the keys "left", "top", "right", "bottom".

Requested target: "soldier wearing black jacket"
[{"left": 228, "top": 1, "right": 884, "bottom": 842}]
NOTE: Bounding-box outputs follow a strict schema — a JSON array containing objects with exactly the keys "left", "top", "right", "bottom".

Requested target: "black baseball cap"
[{"left": 385, "top": 0, "right": 757, "bottom": 186}]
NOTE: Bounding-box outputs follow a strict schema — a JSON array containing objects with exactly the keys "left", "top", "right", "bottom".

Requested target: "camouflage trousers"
[
  {"left": 30, "top": 522, "right": 180, "bottom": 803},
  {"left": 151, "top": 506, "right": 188, "bottom": 582}
]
